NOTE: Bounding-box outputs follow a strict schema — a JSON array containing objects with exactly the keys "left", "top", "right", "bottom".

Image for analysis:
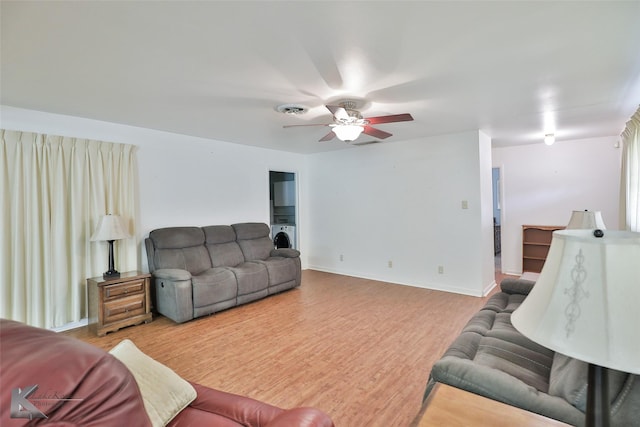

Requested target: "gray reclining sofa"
[
  {"left": 145, "top": 222, "right": 301, "bottom": 323},
  {"left": 424, "top": 278, "right": 639, "bottom": 426}
]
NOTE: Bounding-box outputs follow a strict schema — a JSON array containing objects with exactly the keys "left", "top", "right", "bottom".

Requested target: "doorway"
[
  {"left": 492, "top": 167, "right": 502, "bottom": 272},
  {"left": 269, "top": 171, "right": 297, "bottom": 249}
]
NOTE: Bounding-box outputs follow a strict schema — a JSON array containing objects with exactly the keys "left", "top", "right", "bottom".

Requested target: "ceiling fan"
[{"left": 283, "top": 100, "right": 413, "bottom": 143}]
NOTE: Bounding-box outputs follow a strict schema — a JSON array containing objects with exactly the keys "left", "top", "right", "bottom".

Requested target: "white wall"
[
  {"left": 1, "top": 106, "right": 308, "bottom": 271},
  {"left": 307, "top": 130, "right": 496, "bottom": 296},
  {"left": 492, "top": 137, "right": 622, "bottom": 275},
  {"left": 2, "top": 106, "right": 496, "bottom": 296}
]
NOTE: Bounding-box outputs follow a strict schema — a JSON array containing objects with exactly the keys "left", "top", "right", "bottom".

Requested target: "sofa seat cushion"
[
  {"left": 110, "top": 339, "right": 197, "bottom": 427},
  {"left": 441, "top": 308, "right": 554, "bottom": 393},
  {"left": 474, "top": 336, "right": 553, "bottom": 393},
  {"left": 226, "top": 262, "right": 269, "bottom": 296},
  {"left": 430, "top": 287, "right": 553, "bottom": 395},
  {"left": 486, "top": 312, "right": 553, "bottom": 355},
  {"left": 255, "top": 257, "right": 297, "bottom": 287},
  {"left": 192, "top": 268, "right": 238, "bottom": 307}
]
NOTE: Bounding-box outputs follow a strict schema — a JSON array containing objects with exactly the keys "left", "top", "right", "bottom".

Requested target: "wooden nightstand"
[
  {"left": 87, "top": 271, "right": 152, "bottom": 336},
  {"left": 412, "top": 383, "right": 572, "bottom": 427}
]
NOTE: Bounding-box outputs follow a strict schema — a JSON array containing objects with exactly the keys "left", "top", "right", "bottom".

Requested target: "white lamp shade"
[
  {"left": 91, "top": 214, "right": 131, "bottom": 241},
  {"left": 512, "top": 230, "right": 640, "bottom": 374},
  {"left": 333, "top": 125, "right": 364, "bottom": 142},
  {"left": 566, "top": 210, "right": 606, "bottom": 230}
]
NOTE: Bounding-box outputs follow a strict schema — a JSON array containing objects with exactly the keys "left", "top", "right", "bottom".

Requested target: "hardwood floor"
[{"left": 63, "top": 269, "right": 516, "bottom": 427}]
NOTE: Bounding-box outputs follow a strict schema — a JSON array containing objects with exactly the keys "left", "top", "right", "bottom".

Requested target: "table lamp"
[
  {"left": 512, "top": 229, "right": 640, "bottom": 427},
  {"left": 566, "top": 210, "right": 606, "bottom": 230},
  {"left": 91, "top": 214, "right": 131, "bottom": 279}
]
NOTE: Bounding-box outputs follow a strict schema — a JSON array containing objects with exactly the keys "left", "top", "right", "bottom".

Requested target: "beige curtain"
[
  {"left": 620, "top": 107, "right": 640, "bottom": 232},
  {"left": 1, "top": 130, "right": 138, "bottom": 328}
]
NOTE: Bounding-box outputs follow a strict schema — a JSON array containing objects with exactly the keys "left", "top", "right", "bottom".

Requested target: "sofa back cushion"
[
  {"left": 148, "top": 227, "right": 211, "bottom": 275},
  {"left": 232, "top": 223, "right": 273, "bottom": 261},
  {"left": 203, "top": 225, "right": 245, "bottom": 267}
]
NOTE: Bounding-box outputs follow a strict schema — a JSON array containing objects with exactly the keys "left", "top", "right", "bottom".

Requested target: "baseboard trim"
[
  {"left": 50, "top": 318, "right": 88, "bottom": 333},
  {"left": 305, "top": 267, "right": 485, "bottom": 297}
]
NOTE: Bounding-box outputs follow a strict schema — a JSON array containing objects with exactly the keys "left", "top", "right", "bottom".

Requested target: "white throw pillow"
[{"left": 109, "top": 339, "right": 197, "bottom": 427}]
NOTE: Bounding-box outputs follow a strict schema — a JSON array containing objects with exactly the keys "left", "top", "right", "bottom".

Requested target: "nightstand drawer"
[
  {"left": 104, "top": 294, "right": 146, "bottom": 323},
  {"left": 104, "top": 279, "right": 145, "bottom": 300}
]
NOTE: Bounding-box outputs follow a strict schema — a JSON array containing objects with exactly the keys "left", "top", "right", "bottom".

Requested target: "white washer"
[{"left": 271, "top": 225, "right": 296, "bottom": 249}]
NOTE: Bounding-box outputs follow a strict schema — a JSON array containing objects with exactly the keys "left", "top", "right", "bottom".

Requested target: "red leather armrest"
[
  {"left": 184, "top": 382, "right": 283, "bottom": 425},
  {"left": 176, "top": 383, "right": 334, "bottom": 427},
  {"left": 265, "top": 407, "right": 335, "bottom": 427}
]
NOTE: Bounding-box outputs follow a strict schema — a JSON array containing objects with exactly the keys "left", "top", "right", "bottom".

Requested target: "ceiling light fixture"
[
  {"left": 276, "top": 104, "right": 308, "bottom": 115},
  {"left": 544, "top": 133, "right": 555, "bottom": 145},
  {"left": 333, "top": 125, "right": 364, "bottom": 142}
]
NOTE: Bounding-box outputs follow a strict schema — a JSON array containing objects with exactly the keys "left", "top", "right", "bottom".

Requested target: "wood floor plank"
[{"left": 62, "top": 269, "right": 514, "bottom": 426}]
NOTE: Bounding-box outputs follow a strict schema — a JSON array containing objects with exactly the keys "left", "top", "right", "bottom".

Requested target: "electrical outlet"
[
  {"left": 340, "top": 254, "right": 344, "bottom": 262},
  {"left": 438, "top": 265, "right": 444, "bottom": 274},
  {"left": 388, "top": 260, "right": 393, "bottom": 268}
]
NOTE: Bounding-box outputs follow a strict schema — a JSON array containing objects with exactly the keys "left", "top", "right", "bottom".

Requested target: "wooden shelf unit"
[{"left": 522, "top": 225, "right": 565, "bottom": 273}]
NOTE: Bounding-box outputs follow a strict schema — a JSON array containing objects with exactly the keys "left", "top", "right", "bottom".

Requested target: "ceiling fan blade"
[
  {"left": 366, "top": 113, "right": 414, "bottom": 125},
  {"left": 351, "top": 140, "right": 382, "bottom": 146},
  {"left": 283, "top": 123, "right": 331, "bottom": 128},
  {"left": 319, "top": 131, "right": 336, "bottom": 142},
  {"left": 326, "top": 105, "right": 349, "bottom": 121},
  {"left": 363, "top": 125, "right": 392, "bottom": 139}
]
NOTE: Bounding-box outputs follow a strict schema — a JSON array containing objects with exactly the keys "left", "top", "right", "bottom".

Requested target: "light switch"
[{"left": 461, "top": 200, "right": 468, "bottom": 209}]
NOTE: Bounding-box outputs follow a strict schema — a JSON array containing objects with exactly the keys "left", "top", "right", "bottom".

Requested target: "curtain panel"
[
  {"left": 1, "top": 130, "right": 138, "bottom": 328},
  {"left": 620, "top": 107, "right": 640, "bottom": 232}
]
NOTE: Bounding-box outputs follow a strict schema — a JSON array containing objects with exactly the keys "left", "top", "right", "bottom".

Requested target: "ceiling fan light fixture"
[
  {"left": 333, "top": 124, "right": 364, "bottom": 142},
  {"left": 544, "top": 133, "right": 555, "bottom": 145},
  {"left": 276, "top": 104, "right": 308, "bottom": 115}
]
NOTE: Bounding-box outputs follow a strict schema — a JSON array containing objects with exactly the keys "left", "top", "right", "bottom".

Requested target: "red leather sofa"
[{"left": 0, "top": 319, "right": 334, "bottom": 427}]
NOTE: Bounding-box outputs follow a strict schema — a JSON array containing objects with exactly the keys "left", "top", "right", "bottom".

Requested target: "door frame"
[{"left": 268, "top": 169, "right": 298, "bottom": 248}]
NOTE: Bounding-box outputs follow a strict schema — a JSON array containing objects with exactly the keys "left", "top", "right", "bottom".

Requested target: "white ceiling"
[{"left": 2, "top": 1, "right": 640, "bottom": 154}]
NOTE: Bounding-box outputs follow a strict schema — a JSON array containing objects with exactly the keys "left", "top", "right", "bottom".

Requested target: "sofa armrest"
[
  {"left": 153, "top": 268, "right": 192, "bottom": 281},
  {"left": 184, "top": 383, "right": 333, "bottom": 427},
  {"left": 270, "top": 248, "right": 301, "bottom": 258},
  {"left": 186, "top": 383, "right": 283, "bottom": 424},
  {"left": 266, "top": 407, "right": 335, "bottom": 427},
  {"left": 152, "top": 269, "right": 194, "bottom": 323},
  {"left": 499, "top": 278, "right": 536, "bottom": 295}
]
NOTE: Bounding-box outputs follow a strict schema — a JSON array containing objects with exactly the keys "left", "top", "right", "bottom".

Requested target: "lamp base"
[
  {"left": 103, "top": 239, "right": 120, "bottom": 279},
  {"left": 586, "top": 363, "right": 610, "bottom": 427},
  {"left": 103, "top": 270, "right": 121, "bottom": 279}
]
